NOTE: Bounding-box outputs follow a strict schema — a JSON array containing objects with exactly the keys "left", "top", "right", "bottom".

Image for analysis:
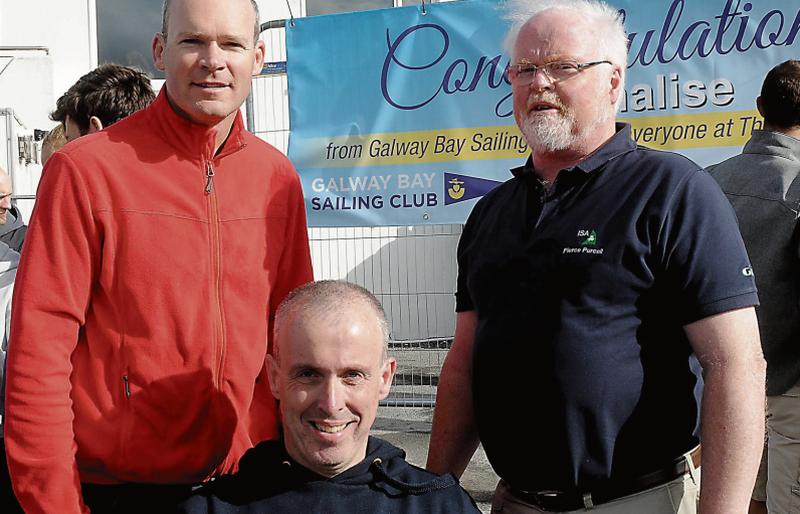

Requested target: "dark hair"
[
  {"left": 50, "top": 64, "right": 155, "bottom": 135},
  {"left": 161, "top": 0, "right": 261, "bottom": 44},
  {"left": 760, "top": 60, "right": 800, "bottom": 129}
]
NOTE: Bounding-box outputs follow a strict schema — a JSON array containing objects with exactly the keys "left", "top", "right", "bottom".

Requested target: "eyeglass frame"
[{"left": 506, "top": 60, "right": 613, "bottom": 85}]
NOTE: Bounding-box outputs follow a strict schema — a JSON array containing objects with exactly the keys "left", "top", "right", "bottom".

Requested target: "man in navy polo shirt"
[{"left": 427, "top": 1, "right": 765, "bottom": 513}]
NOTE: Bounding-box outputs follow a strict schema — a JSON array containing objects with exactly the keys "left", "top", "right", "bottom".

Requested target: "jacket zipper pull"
[
  {"left": 205, "top": 162, "right": 215, "bottom": 194},
  {"left": 122, "top": 375, "right": 131, "bottom": 399}
]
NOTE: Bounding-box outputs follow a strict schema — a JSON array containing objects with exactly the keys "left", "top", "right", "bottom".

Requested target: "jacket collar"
[
  {"left": 146, "top": 88, "right": 247, "bottom": 161},
  {"left": 511, "top": 123, "right": 636, "bottom": 179},
  {"left": 743, "top": 130, "right": 800, "bottom": 163}
]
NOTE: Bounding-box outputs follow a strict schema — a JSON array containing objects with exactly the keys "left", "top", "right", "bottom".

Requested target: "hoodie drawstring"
[{"left": 369, "top": 458, "right": 457, "bottom": 494}]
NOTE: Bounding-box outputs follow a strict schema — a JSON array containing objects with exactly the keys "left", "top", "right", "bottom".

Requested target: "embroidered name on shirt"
[{"left": 563, "top": 229, "right": 605, "bottom": 255}]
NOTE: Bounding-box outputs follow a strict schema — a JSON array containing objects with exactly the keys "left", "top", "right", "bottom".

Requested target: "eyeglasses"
[{"left": 507, "top": 60, "right": 612, "bottom": 85}]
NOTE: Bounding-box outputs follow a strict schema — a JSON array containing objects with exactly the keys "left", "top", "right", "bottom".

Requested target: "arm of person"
[
  {"left": 249, "top": 167, "right": 313, "bottom": 445},
  {"left": 266, "top": 167, "right": 313, "bottom": 327},
  {"left": 684, "top": 307, "right": 766, "bottom": 514},
  {"left": 5, "top": 153, "right": 98, "bottom": 514},
  {"left": 426, "top": 310, "right": 480, "bottom": 478}
]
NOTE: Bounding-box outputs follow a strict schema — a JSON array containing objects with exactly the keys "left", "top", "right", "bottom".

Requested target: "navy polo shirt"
[{"left": 456, "top": 123, "right": 758, "bottom": 492}]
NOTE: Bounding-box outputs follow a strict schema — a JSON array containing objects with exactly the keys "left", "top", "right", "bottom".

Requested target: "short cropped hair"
[
  {"left": 503, "top": 0, "right": 629, "bottom": 100},
  {"left": 760, "top": 60, "right": 800, "bottom": 130},
  {"left": 161, "top": 0, "right": 261, "bottom": 44},
  {"left": 273, "top": 280, "right": 390, "bottom": 361},
  {"left": 50, "top": 64, "right": 155, "bottom": 135}
]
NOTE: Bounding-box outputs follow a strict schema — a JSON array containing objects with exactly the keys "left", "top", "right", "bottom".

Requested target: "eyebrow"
[
  {"left": 174, "top": 32, "right": 251, "bottom": 45},
  {"left": 516, "top": 54, "right": 579, "bottom": 64},
  {"left": 286, "top": 363, "right": 374, "bottom": 376},
  {"left": 288, "top": 364, "right": 319, "bottom": 374}
]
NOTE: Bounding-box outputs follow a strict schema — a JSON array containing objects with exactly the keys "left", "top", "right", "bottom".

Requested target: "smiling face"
[
  {"left": 152, "top": 0, "right": 264, "bottom": 130},
  {"left": 267, "top": 301, "right": 396, "bottom": 477},
  {"left": 511, "top": 9, "right": 621, "bottom": 155}
]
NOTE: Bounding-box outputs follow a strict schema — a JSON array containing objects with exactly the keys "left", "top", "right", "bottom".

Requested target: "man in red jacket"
[{"left": 4, "top": 0, "right": 313, "bottom": 512}]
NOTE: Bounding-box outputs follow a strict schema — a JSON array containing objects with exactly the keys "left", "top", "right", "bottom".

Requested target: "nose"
[
  {"left": 0, "top": 195, "right": 11, "bottom": 210},
  {"left": 529, "top": 67, "right": 554, "bottom": 90},
  {"left": 200, "top": 42, "right": 225, "bottom": 71},
  {"left": 317, "top": 378, "right": 344, "bottom": 414}
]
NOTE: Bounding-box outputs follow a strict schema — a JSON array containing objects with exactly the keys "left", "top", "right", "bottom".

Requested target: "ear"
[
  {"left": 153, "top": 33, "right": 167, "bottom": 72},
  {"left": 251, "top": 39, "right": 266, "bottom": 75},
  {"left": 378, "top": 357, "right": 397, "bottom": 400},
  {"left": 608, "top": 64, "right": 623, "bottom": 107},
  {"left": 266, "top": 353, "right": 281, "bottom": 400},
  {"left": 87, "top": 116, "right": 104, "bottom": 134},
  {"left": 756, "top": 96, "right": 764, "bottom": 118}
]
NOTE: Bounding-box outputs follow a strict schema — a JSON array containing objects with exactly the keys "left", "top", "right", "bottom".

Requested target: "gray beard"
[
  {"left": 519, "top": 110, "right": 578, "bottom": 153},
  {"left": 519, "top": 103, "right": 613, "bottom": 154}
]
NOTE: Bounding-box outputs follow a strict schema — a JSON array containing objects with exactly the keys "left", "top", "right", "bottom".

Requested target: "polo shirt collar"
[{"left": 511, "top": 122, "right": 636, "bottom": 178}]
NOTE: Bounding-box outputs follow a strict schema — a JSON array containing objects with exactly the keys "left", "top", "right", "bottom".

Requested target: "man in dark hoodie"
[
  {"left": 181, "top": 280, "right": 480, "bottom": 514},
  {"left": 0, "top": 168, "right": 25, "bottom": 253}
]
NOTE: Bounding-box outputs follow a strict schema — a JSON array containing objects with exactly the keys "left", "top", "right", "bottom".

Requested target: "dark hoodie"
[
  {"left": 0, "top": 205, "right": 26, "bottom": 253},
  {"left": 180, "top": 437, "right": 480, "bottom": 514}
]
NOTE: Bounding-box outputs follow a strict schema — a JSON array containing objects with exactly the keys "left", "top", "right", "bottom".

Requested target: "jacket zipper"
[
  {"left": 205, "top": 161, "right": 226, "bottom": 389},
  {"left": 205, "top": 161, "right": 215, "bottom": 194},
  {"left": 122, "top": 375, "right": 131, "bottom": 399}
]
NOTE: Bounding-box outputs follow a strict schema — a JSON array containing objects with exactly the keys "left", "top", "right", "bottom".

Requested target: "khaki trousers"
[
  {"left": 752, "top": 380, "right": 800, "bottom": 512},
  {"left": 491, "top": 461, "right": 700, "bottom": 514}
]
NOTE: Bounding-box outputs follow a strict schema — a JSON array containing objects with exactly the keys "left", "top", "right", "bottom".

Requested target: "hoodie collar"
[
  {"left": 0, "top": 206, "right": 22, "bottom": 236},
  {"left": 245, "top": 437, "right": 405, "bottom": 486},
  {"left": 146, "top": 88, "right": 247, "bottom": 161}
]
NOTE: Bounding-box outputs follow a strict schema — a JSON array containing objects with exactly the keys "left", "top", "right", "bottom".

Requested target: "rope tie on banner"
[
  {"left": 421, "top": 0, "right": 428, "bottom": 16},
  {"left": 285, "top": 0, "right": 296, "bottom": 26}
]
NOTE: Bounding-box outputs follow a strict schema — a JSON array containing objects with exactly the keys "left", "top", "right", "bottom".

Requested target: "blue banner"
[{"left": 287, "top": 0, "right": 800, "bottom": 227}]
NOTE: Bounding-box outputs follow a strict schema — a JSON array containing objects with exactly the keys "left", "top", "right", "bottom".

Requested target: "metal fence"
[
  {"left": 254, "top": 21, "right": 462, "bottom": 406},
  {"left": 306, "top": 225, "right": 461, "bottom": 407}
]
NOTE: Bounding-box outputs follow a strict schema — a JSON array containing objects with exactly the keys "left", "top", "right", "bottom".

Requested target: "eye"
[
  {"left": 222, "top": 41, "right": 247, "bottom": 50},
  {"left": 293, "top": 369, "right": 320, "bottom": 382},
  {"left": 550, "top": 62, "right": 578, "bottom": 72},
  {"left": 179, "top": 38, "right": 202, "bottom": 45},
  {"left": 343, "top": 370, "right": 366, "bottom": 385}
]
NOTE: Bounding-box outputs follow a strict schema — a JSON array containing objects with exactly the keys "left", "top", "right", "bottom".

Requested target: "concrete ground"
[{"left": 372, "top": 406, "right": 498, "bottom": 513}]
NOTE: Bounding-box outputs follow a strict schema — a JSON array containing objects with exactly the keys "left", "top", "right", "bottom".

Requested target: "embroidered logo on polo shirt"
[
  {"left": 580, "top": 230, "right": 597, "bottom": 247},
  {"left": 563, "top": 229, "right": 604, "bottom": 255}
]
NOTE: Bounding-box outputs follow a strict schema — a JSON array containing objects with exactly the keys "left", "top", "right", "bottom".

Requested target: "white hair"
[{"left": 502, "top": 0, "right": 629, "bottom": 109}]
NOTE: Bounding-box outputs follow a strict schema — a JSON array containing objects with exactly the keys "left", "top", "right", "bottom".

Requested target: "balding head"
[
  {"left": 273, "top": 280, "right": 390, "bottom": 362},
  {"left": 161, "top": 0, "right": 261, "bottom": 44},
  {"left": 267, "top": 280, "right": 395, "bottom": 478},
  {"left": 0, "top": 168, "right": 13, "bottom": 225}
]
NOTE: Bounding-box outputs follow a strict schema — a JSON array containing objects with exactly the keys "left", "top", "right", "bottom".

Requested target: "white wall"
[
  {"left": 260, "top": 0, "right": 302, "bottom": 22},
  {"left": 0, "top": 49, "right": 53, "bottom": 132},
  {"left": 0, "top": 0, "right": 96, "bottom": 129}
]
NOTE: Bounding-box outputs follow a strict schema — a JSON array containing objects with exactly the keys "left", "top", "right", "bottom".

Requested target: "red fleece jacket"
[{"left": 5, "top": 90, "right": 313, "bottom": 514}]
